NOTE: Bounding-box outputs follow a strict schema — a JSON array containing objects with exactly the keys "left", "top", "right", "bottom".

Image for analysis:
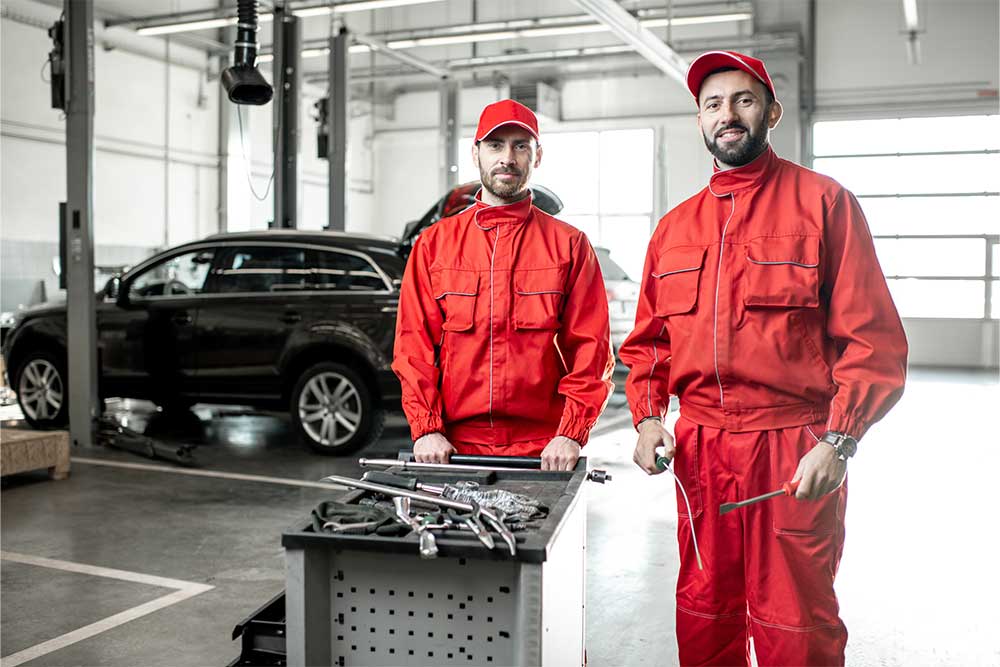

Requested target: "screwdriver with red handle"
[{"left": 719, "top": 480, "right": 801, "bottom": 515}]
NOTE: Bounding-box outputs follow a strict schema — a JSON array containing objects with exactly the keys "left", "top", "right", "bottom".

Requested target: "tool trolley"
[{"left": 266, "top": 461, "right": 591, "bottom": 667}]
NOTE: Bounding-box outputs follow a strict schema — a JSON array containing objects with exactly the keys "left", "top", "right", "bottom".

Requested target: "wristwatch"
[{"left": 821, "top": 431, "right": 858, "bottom": 461}]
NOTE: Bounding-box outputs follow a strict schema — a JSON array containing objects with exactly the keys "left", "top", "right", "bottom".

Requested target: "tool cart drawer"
[{"left": 281, "top": 465, "right": 588, "bottom": 667}]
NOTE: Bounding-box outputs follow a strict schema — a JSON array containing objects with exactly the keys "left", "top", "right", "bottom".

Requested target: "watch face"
[{"left": 841, "top": 437, "right": 858, "bottom": 457}]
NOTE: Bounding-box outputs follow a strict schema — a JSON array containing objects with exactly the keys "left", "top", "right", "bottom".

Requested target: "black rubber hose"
[{"left": 233, "top": 0, "right": 258, "bottom": 67}]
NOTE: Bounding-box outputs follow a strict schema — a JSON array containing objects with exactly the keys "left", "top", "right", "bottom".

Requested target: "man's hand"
[
  {"left": 633, "top": 418, "right": 674, "bottom": 475},
  {"left": 413, "top": 432, "right": 456, "bottom": 464},
  {"left": 792, "top": 442, "right": 847, "bottom": 500},
  {"left": 541, "top": 436, "right": 581, "bottom": 471}
]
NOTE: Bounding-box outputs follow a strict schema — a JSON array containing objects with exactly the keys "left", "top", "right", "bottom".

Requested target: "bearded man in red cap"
[
  {"left": 392, "top": 99, "right": 614, "bottom": 470},
  {"left": 619, "top": 52, "right": 908, "bottom": 665}
]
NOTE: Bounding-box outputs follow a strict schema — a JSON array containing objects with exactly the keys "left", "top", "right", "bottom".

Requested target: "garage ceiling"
[{"left": 31, "top": 0, "right": 804, "bottom": 93}]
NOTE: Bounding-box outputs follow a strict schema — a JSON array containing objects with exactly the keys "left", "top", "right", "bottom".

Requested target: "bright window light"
[
  {"left": 812, "top": 154, "right": 999, "bottom": 195},
  {"left": 813, "top": 114, "right": 998, "bottom": 319},
  {"left": 886, "top": 279, "right": 985, "bottom": 319},
  {"left": 460, "top": 128, "right": 654, "bottom": 278},
  {"left": 858, "top": 196, "right": 1000, "bottom": 236},
  {"left": 873, "top": 238, "right": 986, "bottom": 277},
  {"left": 813, "top": 115, "right": 1000, "bottom": 154}
]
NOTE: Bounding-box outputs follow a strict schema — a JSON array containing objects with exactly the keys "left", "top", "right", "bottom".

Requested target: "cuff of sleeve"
[
  {"left": 556, "top": 416, "right": 593, "bottom": 447},
  {"left": 409, "top": 414, "right": 445, "bottom": 441},
  {"left": 826, "top": 413, "right": 869, "bottom": 440}
]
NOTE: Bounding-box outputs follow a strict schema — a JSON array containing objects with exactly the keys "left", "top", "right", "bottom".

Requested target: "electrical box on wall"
[{"left": 509, "top": 81, "right": 562, "bottom": 123}]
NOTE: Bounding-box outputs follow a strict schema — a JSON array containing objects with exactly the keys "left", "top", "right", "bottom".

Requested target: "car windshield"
[{"left": 595, "top": 247, "right": 631, "bottom": 281}]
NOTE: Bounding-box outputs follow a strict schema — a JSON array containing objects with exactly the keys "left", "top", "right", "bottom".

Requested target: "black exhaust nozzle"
[{"left": 221, "top": 0, "right": 273, "bottom": 105}]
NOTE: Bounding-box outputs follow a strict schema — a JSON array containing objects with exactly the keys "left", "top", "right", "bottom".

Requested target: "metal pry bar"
[{"left": 321, "top": 474, "right": 517, "bottom": 556}]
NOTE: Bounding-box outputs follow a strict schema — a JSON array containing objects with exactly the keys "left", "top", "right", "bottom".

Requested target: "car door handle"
[
  {"left": 281, "top": 312, "right": 302, "bottom": 324},
  {"left": 172, "top": 312, "right": 193, "bottom": 325}
]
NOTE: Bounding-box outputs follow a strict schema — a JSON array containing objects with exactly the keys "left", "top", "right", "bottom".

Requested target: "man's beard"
[
  {"left": 703, "top": 114, "right": 769, "bottom": 167},
  {"left": 480, "top": 164, "right": 529, "bottom": 201}
]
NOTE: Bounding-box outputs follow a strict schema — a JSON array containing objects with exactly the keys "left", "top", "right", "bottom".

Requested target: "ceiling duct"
[
  {"left": 510, "top": 81, "right": 562, "bottom": 122},
  {"left": 220, "top": 0, "right": 273, "bottom": 105}
]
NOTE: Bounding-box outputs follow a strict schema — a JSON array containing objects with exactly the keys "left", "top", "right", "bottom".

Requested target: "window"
[
  {"left": 208, "top": 246, "right": 309, "bottom": 293},
  {"left": 310, "top": 249, "right": 387, "bottom": 291},
  {"left": 129, "top": 249, "right": 214, "bottom": 299},
  {"left": 812, "top": 114, "right": 999, "bottom": 319},
  {"left": 460, "top": 127, "right": 655, "bottom": 279}
]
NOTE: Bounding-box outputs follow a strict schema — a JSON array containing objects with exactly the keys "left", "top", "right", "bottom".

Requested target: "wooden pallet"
[{"left": 0, "top": 427, "right": 71, "bottom": 480}]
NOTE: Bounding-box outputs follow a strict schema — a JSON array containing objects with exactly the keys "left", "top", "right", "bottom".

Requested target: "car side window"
[
  {"left": 129, "top": 249, "right": 215, "bottom": 300},
  {"left": 309, "top": 249, "right": 387, "bottom": 292},
  {"left": 206, "top": 246, "right": 309, "bottom": 294}
]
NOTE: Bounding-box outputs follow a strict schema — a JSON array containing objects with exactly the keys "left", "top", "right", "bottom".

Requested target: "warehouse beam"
[
  {"left": 64, "top": 0, "right": 99, "bottom": 447},
  {"left": 351, "top": 33, "right": 450, "bottom": 79},
  {"left": 440, "top": 79, "right": 460, "bottom": 192},
  {"left": 273, "top": 5, "right": 301, "bottom": 229},
  {"left": 327, "top": 24, "right": 349, "bottom": 231},
  {"left": 571, "top": 0, "right": 689, "bottom": 86},
  {"left": 107, "top": 0, "right": 448, "bottom": 34}
]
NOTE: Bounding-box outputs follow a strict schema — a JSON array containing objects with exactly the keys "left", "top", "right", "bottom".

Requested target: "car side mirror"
[{"left": 103, "top": 276, "right": 120, "bottom": 300}]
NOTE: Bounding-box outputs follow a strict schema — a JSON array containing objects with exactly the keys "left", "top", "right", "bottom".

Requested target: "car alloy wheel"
[
  {"left": 18, "top": 358, "right": 64, "bottom": 422},
  {"left": 297, "top": 371, "right": 363, "bottom": 448}
]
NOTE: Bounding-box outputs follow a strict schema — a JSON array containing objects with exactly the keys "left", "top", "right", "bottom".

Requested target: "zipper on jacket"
[
  {"left": 488, "top": 226, "right": 502, "bottom": 427},
  {"left": 713, "top": 193, "right": 736, "bottom": 408}
]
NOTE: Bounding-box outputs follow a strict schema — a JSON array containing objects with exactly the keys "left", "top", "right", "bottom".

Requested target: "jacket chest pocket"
[
  {"left": 513, "top": 267, "right": 566, "bottom": 330},
  {"left": 431, "top": 269, "right": 479, "bottom": 332},
  {"left": 743, "top": 236, "right": 821, "bottom": 308},
  {"left": 652, "top": 247, "right": 706, "bottom": 317}
]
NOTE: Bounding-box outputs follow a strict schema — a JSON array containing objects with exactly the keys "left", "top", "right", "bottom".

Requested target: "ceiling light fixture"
[{"left": 135, "top": 0, "right": 446, "bottom": 36}]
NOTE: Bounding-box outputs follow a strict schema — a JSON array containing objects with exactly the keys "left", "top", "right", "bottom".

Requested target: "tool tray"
[{"left": 281, "top": 462, "right": 587, "bottom": 564}]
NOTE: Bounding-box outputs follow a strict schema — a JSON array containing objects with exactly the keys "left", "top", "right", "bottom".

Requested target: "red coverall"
[
  {"left": 392, "top": 193, "right": 614, "bottom": 456},
  {"left": 620, "top": 147, "right": 907, "bottom": 666}
]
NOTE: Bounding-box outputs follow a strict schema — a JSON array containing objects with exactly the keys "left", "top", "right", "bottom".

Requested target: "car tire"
[
  {"left": 15, "top": 350, "right": 69, "bottom": 429},
  {"left": 290, "top": 361, "right": 384, "bottom": 455}
]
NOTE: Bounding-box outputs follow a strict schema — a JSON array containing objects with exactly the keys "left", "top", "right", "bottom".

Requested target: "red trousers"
[
  {"left": 671, "top": 416, "right": 848, "bottom": 666},
  {"left": 453, "top": 436, "right": 551, "bottom": 457}
]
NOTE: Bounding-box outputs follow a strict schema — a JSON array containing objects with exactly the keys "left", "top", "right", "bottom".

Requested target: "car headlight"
[{"left": 0, "top": 311, "right": 17, "bottom": 329}]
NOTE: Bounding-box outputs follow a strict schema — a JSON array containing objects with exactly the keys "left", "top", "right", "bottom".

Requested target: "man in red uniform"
[
  {"left": 392, "top": 99, "right": 614, "bottom": 470},
  {"left": 619, "top": 52, "right": 908, "bottom": 665}
]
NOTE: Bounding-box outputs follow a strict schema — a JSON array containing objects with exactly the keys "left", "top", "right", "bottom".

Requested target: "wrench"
[{"left": 393, "top": 497, "right": 438, "bottom": 559}]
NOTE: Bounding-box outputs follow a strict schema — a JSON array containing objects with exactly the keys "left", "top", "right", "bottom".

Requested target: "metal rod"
[
  {"left": 359, "top": 458, "right": 543, "bottom": 473},
  {"left": 321, "top": 474, "right": 517, "bottom": 555}
]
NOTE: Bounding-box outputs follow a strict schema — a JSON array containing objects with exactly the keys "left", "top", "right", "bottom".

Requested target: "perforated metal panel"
[
  {"left": 327, "top": 551, "right": 519, "bottom": 666},
  {"left": 284, "top": 469, "right": 588, "bottom": 667}
]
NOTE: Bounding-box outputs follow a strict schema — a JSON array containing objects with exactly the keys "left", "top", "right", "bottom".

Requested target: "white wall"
[
  {"left": 1, "top": 8, "right": 217, "bottom": 311},
  {"left": 815, "top": 0, "right": 999, "bottom": 118}
]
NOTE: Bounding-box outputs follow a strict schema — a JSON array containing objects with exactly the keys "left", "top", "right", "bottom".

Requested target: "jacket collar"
[
  {"left": 472, "top": 189, "right": 534, "bottom": 230},
  {"left": 707, "top": 145, "right": 777, "bottom": 197}
]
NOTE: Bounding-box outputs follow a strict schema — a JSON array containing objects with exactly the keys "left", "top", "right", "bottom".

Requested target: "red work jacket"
[
  {"left": 392, "top": 193, "right": 614, "bottom": 449},
  {"left": 620, "top": 147, "right": 907, "bottom": 439}
]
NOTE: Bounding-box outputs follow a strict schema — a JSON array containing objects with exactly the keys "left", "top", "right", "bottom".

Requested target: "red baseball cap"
[
  {"left": 475, "top": 99, "right": 540, "bottom": 143},
  {"left": 686, "top": 50, "right": 776, "bottom": 103}
]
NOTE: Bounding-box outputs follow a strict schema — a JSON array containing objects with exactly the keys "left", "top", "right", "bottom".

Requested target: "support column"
[
  {"left": 327, "top": 24, "right": 349, "bottom": 231},
  {"left": 273, "top": 5, "right": 301, "bottom": 229},
  {"left": 64, "top": 0, "right": 98, "bottom": 447},
  {"left": 440, "top": 78, "right": 460, "bottom": 193}
]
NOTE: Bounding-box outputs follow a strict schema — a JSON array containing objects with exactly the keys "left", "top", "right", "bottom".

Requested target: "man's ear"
[
  {"left": 534, "top": 143, "right": 543, "bottom": 169},
  {"left": 768, "top": 100, "right": 783, "bottom": 130},
  {"left": 472, "top": 141, "right": 480, "bottom": 168}
]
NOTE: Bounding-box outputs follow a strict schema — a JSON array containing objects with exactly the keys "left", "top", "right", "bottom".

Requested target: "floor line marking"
[
  {"left": 0, "top": 552, "right": 213, "bottom": 667},
  {"left": 70, "top": 456, "right": 347, "bottom": 490},
  {"left": 0, "top": 551, "right": 214, "bottom": 590}
]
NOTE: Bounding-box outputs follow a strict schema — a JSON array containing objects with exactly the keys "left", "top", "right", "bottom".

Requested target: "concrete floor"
[{"left": 2, "top": 369, "right": 999, "bottom": 666}]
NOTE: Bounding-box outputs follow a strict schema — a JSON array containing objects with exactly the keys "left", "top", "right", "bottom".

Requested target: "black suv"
[{"left": 2, "top": 184, "right": 563, "bottom": 455}]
